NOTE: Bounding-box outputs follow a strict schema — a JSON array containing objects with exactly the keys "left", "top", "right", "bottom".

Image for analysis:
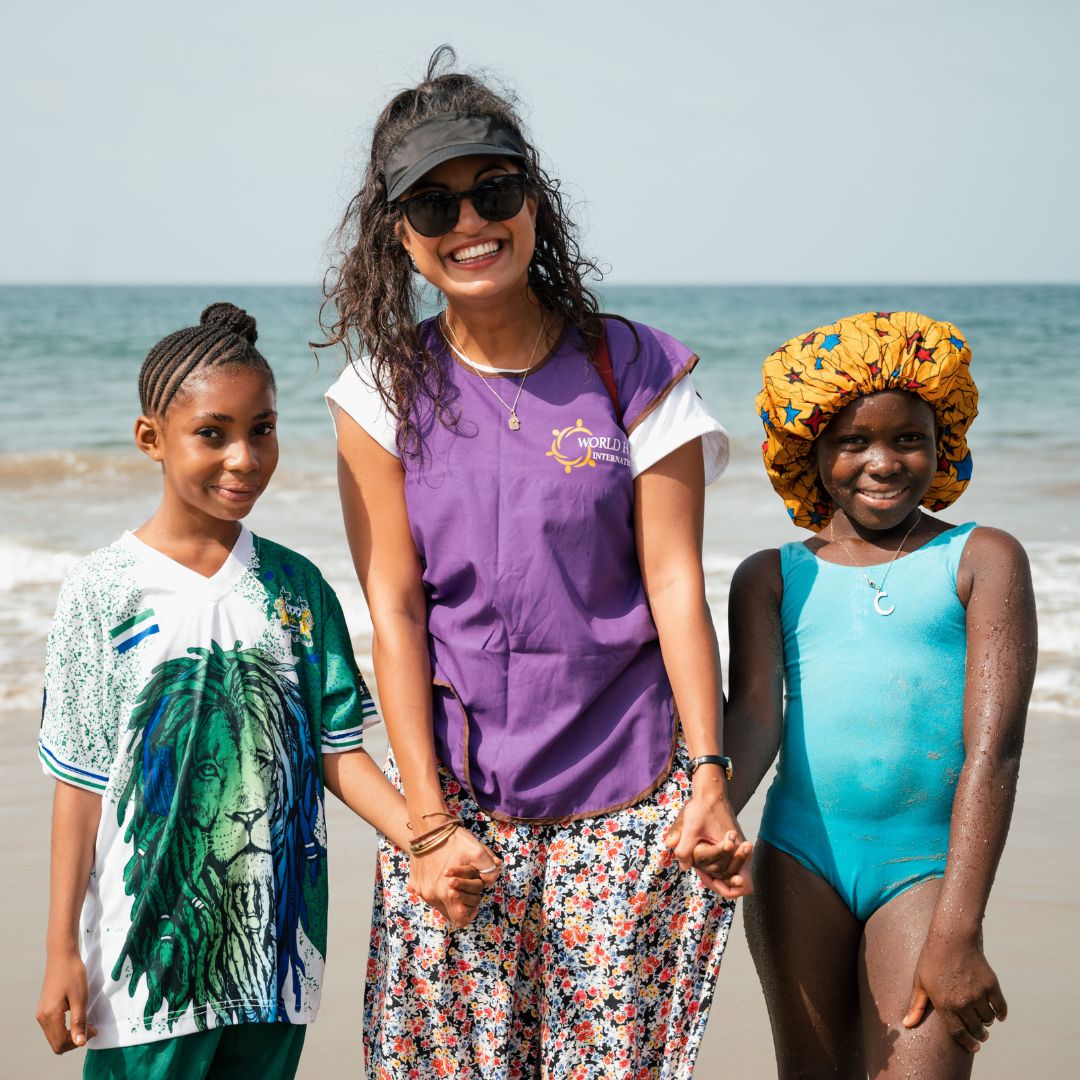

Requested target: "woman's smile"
[{"left": 448, "top": 239, "right": 504, "bottom": 266}]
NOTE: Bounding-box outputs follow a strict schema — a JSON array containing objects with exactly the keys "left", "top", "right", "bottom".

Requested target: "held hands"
[
  {"left": 408, "top": 823, "right": 502, "bottom": 929},
  {"left": 36, "top": 949, "right": 97, "bottom": 1054},
  {"left": 664, "top": 783, "right": 754, "bottom": 899},
  {"left": 903, "top": 933, "right": 1008, "bottom": 1053}
]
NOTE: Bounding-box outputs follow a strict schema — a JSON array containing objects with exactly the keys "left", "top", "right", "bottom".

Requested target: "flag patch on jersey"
[{"left": 110, "top": 608, "right": 159, "bottom": 653}]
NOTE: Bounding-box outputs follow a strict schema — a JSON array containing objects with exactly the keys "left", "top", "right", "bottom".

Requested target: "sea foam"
[{"left": 0, "top": 539, "right": 80, "bottom": 593}]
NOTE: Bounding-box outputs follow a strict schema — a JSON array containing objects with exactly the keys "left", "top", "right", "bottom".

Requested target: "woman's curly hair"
[{"left": 318, "top": 45, "right": 604, "bottom": 458}]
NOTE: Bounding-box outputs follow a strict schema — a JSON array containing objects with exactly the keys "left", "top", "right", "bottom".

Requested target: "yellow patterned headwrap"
[{"left": 757, "top": 311, "right": 978, "bottom": 531}]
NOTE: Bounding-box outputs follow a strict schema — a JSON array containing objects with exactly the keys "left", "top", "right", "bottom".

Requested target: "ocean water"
[{"left": 2, "top": 284, "right": 1077, "bottom": 717}]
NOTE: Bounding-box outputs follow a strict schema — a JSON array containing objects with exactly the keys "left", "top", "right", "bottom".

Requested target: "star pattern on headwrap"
[
  {"left": 756, "top": 312, "right": 978, "bottom": 531},
  {"left": 803, "top": 404, "right": 829, "bottom": 436}
]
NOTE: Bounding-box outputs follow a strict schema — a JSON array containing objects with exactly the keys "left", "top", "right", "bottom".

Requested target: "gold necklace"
[
  {"left": 827, "top": 513, "right": 922, "bottom": 617},
  {"left": 441, "top": 314, "right": 547, "bottom": 431}
]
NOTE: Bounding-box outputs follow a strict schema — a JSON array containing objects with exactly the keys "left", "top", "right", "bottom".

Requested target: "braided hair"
[
  {"left": 139, "top": 302, "right": 275, "bottom": 416},
  {"left": 318, "top": 45, "right": 603, "bottom": 458}
]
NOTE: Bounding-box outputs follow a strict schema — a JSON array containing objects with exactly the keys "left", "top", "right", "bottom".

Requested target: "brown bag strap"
[{"left": 589, "top": 321, "right": 622, "bottom": 426}]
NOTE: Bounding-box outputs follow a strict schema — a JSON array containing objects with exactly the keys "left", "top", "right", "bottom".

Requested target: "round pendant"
[
  {"left": 873, "top": 589, "right": 895, "bottom": 617},
  {"left": 508, "top": 413, "right": 521, "bottom": 431}
]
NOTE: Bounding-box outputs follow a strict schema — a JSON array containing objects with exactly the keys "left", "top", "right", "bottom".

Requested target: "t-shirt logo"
[
  {"left": 547, "top": 418, "right": 597, "bottom": 473},
  {"left": 274, "top": 589, "right": 314, "bottom": 648},
  {"left": 547, "top": 419, "right": 631, "bottom": 474}
]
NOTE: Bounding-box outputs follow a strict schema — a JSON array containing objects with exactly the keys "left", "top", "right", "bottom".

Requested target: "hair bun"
[{"left": 200, "top": 302, "right": 258, "bottom": 344}]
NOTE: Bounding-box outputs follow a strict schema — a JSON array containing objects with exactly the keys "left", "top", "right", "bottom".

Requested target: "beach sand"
[{"left": 3, "top": 709, "right": 1075, "bottom": 1079}]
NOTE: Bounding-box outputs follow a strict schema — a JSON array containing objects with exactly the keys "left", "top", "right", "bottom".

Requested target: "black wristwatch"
[{"left": 688, "top": 754, "right": 734, "bottom": 781}]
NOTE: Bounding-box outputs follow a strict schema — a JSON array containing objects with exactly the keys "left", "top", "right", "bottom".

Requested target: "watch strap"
[{"left": 688, "top": 754, "right": 733, "bottom": 781}]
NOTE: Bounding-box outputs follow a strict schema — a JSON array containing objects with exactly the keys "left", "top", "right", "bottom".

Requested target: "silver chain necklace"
[
  {"left": 441, "top": 314, "right": 546, "bottom": 431},
  {"left": 827, "top": 513, "right": 922, "bottom": 616}
]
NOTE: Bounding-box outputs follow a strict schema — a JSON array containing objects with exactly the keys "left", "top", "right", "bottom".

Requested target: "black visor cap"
[{"left": 384, "top": 112, "right": 528, "bottom": 202}]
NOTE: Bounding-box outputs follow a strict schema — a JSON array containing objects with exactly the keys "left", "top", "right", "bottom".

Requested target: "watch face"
[{"left": 690, "top": 755, "right": 732, "bottom": 779}]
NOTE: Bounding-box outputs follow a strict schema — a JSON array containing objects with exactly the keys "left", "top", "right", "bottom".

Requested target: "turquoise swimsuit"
[{"left": 758, "top": 523, "right": 977, "bottom": 922}]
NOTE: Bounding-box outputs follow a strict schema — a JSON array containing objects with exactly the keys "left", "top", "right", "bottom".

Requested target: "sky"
[{"left": 2, "top": 0, "right": 1077, "bottom": 285}]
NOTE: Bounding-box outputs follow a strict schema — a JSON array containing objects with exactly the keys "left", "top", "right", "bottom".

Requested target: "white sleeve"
[
  {"left": 325, "top": 360, "right": 400, "bottom": 457},
  {"left": 39, "top": 568, "right": 116, "bottom": 793},
  {"left": 628, "top": 371, "right": 730, "bottom": 483}
]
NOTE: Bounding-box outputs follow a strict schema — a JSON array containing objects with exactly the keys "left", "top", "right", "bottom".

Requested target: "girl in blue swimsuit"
[{"left": 672, "top": 312, "right": 1038, "bottom": 1078}]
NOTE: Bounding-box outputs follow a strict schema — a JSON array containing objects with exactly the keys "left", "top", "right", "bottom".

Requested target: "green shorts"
[{"left": 83, "top": 1023, "right": 307, "bottom": 1080}]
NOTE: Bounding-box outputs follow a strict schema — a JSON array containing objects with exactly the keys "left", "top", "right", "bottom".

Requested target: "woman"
[{"left": 323, "top": 48, "right": 751, "bottom": 1078}]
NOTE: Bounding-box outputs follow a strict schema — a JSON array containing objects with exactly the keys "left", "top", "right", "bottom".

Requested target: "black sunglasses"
[{"left": 394, "top": 173, "right": 529, "bottom": 238}]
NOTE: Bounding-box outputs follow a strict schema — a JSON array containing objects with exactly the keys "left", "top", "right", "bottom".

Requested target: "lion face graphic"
[{"left": 114, "top": 642, "right": 324, "bottom": 1031}]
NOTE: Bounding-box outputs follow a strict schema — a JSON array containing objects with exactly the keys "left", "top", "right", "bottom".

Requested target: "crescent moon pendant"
[{"left": 874, "top": 589, "right": 895, "bottom": 617}]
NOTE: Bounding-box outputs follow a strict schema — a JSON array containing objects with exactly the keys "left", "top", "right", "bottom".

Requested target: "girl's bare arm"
[
  {"left": 322, "top": 748, "right": 413, "bottom": 850},
  {"left": 903, "top": 527, "right": 1038, "bottom": 1052},
  {"left": 322, "top": 748, "right": 485, "bottom": 925},
  {"left": 36, "top": 782, "right": 101, "bottom": 1054},
  {"left": 724, "top": 548, "right": 785, "bottom": 814}
]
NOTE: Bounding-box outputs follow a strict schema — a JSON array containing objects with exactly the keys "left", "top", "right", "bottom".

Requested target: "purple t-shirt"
[{"left": 405, "top": 317, "right": 699, "bottom": 821}]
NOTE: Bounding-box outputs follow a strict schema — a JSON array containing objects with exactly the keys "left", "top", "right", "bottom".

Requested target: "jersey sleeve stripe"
[
  {"left": 322, "top": 726, "right": 365, "bottom": 743},
  {"left": 38, "top": 743, "right": 108, "bottom": 791},
  {"left": 321, "top": 735, "right": 365, "bottom": 753}
]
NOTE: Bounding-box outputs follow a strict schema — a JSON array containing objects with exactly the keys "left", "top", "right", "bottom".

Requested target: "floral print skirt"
[{"left": 363, "top": 745, "right": 735, "bottom": 1079}]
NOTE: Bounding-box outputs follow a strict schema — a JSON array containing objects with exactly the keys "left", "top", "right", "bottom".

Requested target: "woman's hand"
[
  {"left": 903, "top": 933, "right": 1007, "bottom": 1053},
  {"left": 664, "top": 788, "right": 753, "bottom": 899},
  {"left": 36, "top": 948, "right": 97, "bottom": 1054},
  {"left": 408, "top": 826, "right": 502, "bottom": 929}
]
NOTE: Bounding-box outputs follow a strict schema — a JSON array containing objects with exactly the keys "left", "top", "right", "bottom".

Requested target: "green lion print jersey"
[{"left": 39, "top": 527, "right": 378, "bottom": 1048}]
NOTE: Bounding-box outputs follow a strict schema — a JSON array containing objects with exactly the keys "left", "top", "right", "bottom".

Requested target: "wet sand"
[{"left": 3, "top": 710, "right": 1075, "bottom": 1078}]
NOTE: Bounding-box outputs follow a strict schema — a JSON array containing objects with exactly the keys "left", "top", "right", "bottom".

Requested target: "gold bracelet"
[
  {"left": 410, "top": 823, "right": 458, "bottom": 857},
  {"left": 409, "top": 820, "right": 461, "bottom": 857},
  {"left": 412, "top": 819, "right": 460, "bottom": 845},
  {"left": 410, "top": 816, "right": 462, "bottom": 842}
]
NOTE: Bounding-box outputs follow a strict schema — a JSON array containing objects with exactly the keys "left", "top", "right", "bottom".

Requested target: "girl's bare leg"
[
  {"left": 744, "top": 841, "right": 865, "bottom": 1079},
  {"left": 859, "top": 878, "right": 974, "bottom": 1079}
]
